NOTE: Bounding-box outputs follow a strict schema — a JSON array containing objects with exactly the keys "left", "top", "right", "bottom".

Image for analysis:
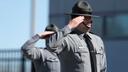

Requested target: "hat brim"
[{"left": 65, "top": 13, "right": 99, "bottom": 17}]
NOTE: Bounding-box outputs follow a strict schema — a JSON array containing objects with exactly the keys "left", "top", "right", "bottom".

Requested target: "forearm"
[
  {"left": 48, "top": 16, "right": 84, "bottom": 47},
  {"left": 47, "top": 25, "right": 71, "bottom": 49},
  {"left": 21, "top": 34, "right": 41, "bottom": 60},
  {"left": 21, "top": 34, "right": 40, "bottom": 50}
]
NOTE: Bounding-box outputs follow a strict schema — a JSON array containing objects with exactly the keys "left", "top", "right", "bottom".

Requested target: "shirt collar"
[{"left": 71, "top": 29, "right": 92, "bottom": 39}]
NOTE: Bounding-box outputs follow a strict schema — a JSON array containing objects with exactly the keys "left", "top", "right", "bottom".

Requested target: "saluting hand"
[
  {"left": 68, "top": 16, "right": 84, "bottom": 29},
  {"left": 37, "top": 31, "right": 55, "bottom": 39}
]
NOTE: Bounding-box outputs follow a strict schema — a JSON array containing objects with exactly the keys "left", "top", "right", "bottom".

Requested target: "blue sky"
[{"left": 0, "top": 0, "right": 49, "bottom": 49}]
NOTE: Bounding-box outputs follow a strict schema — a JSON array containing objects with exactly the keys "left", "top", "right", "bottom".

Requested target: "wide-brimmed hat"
[{"left": 66, "top": 0, "right": 99, "bottom": 17}]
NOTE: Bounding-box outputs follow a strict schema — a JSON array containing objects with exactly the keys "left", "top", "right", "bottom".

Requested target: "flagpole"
[{"left": 31, "top": 0, "right": 36, "bottom": 72}]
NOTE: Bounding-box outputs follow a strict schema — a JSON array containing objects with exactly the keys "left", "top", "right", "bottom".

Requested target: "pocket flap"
[
  {"left": 96, "top": 47, "right": 104, "bottom": 55},
  {"left": 46, "top": 57, "right": 58, "bottom": 62},
  {"left": 75, "top": 46, "right": 88, "bottom": 53}
]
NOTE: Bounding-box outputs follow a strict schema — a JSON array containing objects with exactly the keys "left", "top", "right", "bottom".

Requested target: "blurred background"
[{"left": 0, "top": 0, "right": 128, "bottom": 72}]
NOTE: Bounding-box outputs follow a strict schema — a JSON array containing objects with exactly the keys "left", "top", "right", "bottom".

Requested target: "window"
[
  {"left": 92, "top": 17, "right": 103, "bottom": 37},
  {"left": 106, "top": 14, "right": 128, "bottom": 38}
]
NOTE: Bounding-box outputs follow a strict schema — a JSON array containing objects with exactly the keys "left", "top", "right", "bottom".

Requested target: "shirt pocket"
[
  {"left": 46, "top": 57, "right": 60, "bottom": 71},
  {"left": 96, "top": 47, "right": 104, "bottom": 55},
  {"left": 96, "top": 47, "right": 104, "bottom": 67},
  {"left": 74, "top": 46, "right": 88, "bottom": 63}
]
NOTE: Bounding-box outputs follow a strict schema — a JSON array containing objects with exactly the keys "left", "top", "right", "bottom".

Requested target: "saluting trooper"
[
  {"left": 21, "top": 24, "right": 61, "bottom": 72},
  {"left": 41, "top": 0, "right": 107, "bottom": 72}
]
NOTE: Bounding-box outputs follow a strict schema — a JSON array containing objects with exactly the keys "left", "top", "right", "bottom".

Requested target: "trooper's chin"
[
  {"left": 82, "top": 22, "right": 91, "bottom": 28},
  {"left": 85, "top": 23, "right": 92, "bottom": 28},
  {"left": 84, "top": 26, "right": 92, "bottom": 32},
  {"left": 86, "top": 24, "right": 91, "bottom": 28}
]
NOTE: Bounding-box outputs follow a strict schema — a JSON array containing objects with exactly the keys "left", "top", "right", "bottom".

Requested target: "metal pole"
[
  {"left": 31, "top": 0, "right": 36, "bottom": 37},
  {"left": 31, "top": 0, "right": 36, "bottom": 72},
  {"left": 21, "top": 0, "right": 36, "bottom": 72}
]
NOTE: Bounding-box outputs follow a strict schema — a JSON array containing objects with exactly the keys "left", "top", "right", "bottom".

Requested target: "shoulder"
[
  {"left": 65, "top": 34, "right": 79, "bottom": 40},
  {"left": 61, "top": 34, "right": 79, "bottom": 45}
]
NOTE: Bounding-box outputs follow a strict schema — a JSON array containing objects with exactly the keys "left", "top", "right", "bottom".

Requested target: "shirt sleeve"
[
  {"left": 101, "top": 45, "right": 107, "bottom": 72},
  {"left": 99, "top": 38, "right": 107, "bottom": 72},
  {"left": 46, "top": 25, "right": 72, "bottom": 53},
  {"left": 21, "top": 34, "right": 44, "bottom": 61}
]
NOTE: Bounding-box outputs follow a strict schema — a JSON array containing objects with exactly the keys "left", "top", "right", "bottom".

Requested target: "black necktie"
[{"left": 84, "top": 34, "right": 97, "bottom": 72}]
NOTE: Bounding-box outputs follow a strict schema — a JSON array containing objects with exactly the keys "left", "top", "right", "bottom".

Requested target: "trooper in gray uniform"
[
  {"left": 43, "top": 0, "right": 107, "bottom": 72},
  {"left": 21, "top": 24, "right": 60, "bottom": 72}
]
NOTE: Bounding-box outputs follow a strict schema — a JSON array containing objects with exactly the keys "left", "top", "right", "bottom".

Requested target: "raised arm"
[
  {"left": 21, "top": 31, "right": 54, "bottom": 60},
  {"left": 47, "top": 16, "right": 84, "bottom": 49}
]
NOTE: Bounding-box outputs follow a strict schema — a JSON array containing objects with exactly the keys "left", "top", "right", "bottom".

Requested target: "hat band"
[{"left": 72, "top": 10, "right": 92, "bottom": 15}]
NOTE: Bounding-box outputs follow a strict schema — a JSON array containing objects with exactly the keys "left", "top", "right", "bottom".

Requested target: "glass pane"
[
  {"left": 92, "top": 17, "right": 103, "bottom": 37},
  {"left": 106, "top": 14, "right": 128, "bottom": 38}
]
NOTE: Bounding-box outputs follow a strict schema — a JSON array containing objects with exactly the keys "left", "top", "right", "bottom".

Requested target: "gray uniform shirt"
[
  {"left": 47, "top": 26, "right": 107, "bottom": 72},
  {"left": 21, "top": 35, "right": 60, "bottom": 72}
]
